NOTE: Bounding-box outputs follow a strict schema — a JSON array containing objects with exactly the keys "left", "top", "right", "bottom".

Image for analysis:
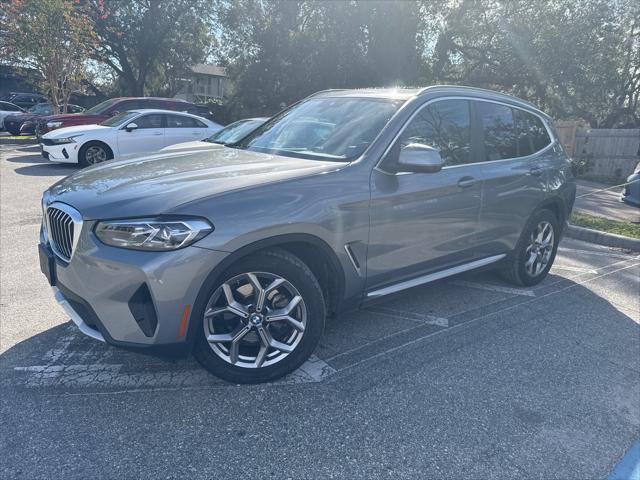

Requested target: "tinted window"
[
  {"left": 100, "top": 111, "right": 138, "bottom": 127},
  {"left": 522, "top": 111, "right": 551, "bottom": 151},
  {"left": 166, "top": 114, "right": 201, "bottom": 128},
  {"left": 135, "top": 114, "right": 163, "bottom": 129},
  {"left": 85, "top": 99, "right": 119, "bottom": 114},
  {"left": 477, "top": 101, "right": 519, "bottom": 161},
  {"left": 398, "top": 99, "right": 471, "bottom": 166},
  {"left": 513, "top": 109, "right": 534, "bottom": 157}
]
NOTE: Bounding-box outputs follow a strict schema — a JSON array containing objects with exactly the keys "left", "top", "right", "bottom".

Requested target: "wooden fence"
[{"left": 555, "top": 122, "right": 640, "bottom": 181}]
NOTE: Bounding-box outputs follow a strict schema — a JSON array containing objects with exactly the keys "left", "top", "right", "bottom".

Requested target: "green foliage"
[
  {"left": 1, "top": 0, "right": 94, "bottom": 114},
  {"left": 217, "top": 0, "right": 639, "bottom": 125},
  {"left": 86, "top": 0, "right": 216, "bottom": 96}
]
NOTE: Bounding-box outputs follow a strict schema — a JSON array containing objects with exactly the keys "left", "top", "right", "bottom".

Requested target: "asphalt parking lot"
[{"left": 1, "top": 144, "right": 639, "bottom": 479}]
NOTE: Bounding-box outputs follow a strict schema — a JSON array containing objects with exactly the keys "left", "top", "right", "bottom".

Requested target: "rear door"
[
  {"left": 116, "top": 113, "right": 165, "bottom": 156},
  {"left": 471, "top": 100, "right": 555, "bottom": 256},
  {"left": 164, "top": 113, "right": 210, "bottom": 146}
]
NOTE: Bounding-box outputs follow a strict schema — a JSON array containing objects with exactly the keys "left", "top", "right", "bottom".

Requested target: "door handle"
[
  {"left": 152, "top": 132, "right": 163, "bottom": 136},
  {"left": 457, "top": 176, "right": 476, "bottom": 188},
  {"left": 529, "top": 167, "right": 543, "bottom": 176}
]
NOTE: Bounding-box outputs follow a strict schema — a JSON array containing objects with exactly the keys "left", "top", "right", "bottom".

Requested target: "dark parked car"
[
  {"left": 4, "top": 103, "right": 84, "bottom": 135},
  {"left": 39, "top": 86, "right": 576, "bottom": 384},
  {"left": 0, "top": 92, "right": 48, "bottom": 109},
  {"left": 36, "top": 97, "right": 210, "bottom": 136}
]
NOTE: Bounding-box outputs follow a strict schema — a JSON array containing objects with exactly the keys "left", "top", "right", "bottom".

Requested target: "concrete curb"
[
  {"left": 566, "top": 223, "right": 640, "bottom": 252},
  {"left": 0, "top": 137, "right": 38, "bottom": 145}
]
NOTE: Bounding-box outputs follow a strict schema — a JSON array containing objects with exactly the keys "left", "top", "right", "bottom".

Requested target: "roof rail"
[{"left": 308, "top": 89, "right": 349, "bottom": 97}]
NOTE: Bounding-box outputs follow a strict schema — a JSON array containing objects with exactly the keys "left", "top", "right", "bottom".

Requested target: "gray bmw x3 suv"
[{"left": 39, "top": 86, "right": 576, "bottom": 383}]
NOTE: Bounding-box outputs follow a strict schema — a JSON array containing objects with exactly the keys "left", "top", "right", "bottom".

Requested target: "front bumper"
[
  {"left": 52, "top": 286, "right": 105, "bottom": 342},
  {"left": 40, "top": 224, "right": 229, "bottom": 353},
  {"left": 41, "top": 143, "right": 79, "bottom": 163}
]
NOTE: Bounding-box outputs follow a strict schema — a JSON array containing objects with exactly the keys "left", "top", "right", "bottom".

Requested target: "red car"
[{"left": 36, "top": 97, "right": 211, "bottom": 137}]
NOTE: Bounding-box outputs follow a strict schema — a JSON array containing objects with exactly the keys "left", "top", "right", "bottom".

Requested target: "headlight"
[
  {"left": 94, "top": 217, "right": 213, "bottom": 251},
  {"left": 47, "top": 136, "right": 80, "bottom": 145},
  {"left": 46, "top": 121, "right": 63, "bottom": 128}
]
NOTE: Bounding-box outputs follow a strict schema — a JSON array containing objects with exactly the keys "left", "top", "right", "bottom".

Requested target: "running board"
[{"left": 366, "top": 254, "right": 507, "bottom": 298}]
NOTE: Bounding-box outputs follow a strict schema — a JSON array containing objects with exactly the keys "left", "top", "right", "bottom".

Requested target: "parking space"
[{"left": 1, "top": 145, "right": 639, "bottom": 479}]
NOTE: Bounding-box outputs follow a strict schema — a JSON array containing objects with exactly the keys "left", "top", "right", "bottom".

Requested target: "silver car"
[{"left": 39, "top": 86, "right": 576, "bottom": 383}]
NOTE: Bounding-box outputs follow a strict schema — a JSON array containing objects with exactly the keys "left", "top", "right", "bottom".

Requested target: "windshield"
[
  {"left": 85, "top": 98, "right": 119, "bottom": 115},
  {"left": 28, "top": 103, "right": 52, "bottom": 114},
  {"left": 234, "top": 97, "right": 403, "bottom": 161},
  {"left": 206, "top": 119, "right": 266, "bottom": 145},
  {"left": 100, "top": 111, "right": 138, "bottom": 127}
]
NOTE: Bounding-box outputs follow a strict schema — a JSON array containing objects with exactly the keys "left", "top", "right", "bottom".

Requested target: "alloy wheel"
[
  {"left": 524, "top": 221, "right": 554, "bottom": 277},
  {"left": 203, "top": 272, "right": 307, "bottom": 369},
  {"left": 85, "top": 145, "right": 107, "bottom": 164}
]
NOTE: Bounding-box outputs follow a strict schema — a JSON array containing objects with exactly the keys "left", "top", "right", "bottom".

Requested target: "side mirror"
[
  {"left": 396, "top": 143, "right": 444, "bottom": 173},
  {"left": 125, "top": 122, "right": 138, "bottom": 132},
  {"left": 109, "top": 110, "right": 120, "bottom": 117}
]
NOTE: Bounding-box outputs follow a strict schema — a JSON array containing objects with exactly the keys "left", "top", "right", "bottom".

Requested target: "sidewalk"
[{"left": 575, "top": 180, "right": 640, "bottom": 223}]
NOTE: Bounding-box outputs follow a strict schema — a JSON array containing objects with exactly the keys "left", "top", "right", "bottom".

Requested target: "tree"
[
  {"left": 1, "top": 0, "right": 94, "bottom": 114},
  {"left": 218, "top": 0, "right": 639, "bottom": 127},
  {"left": 420, "top": 0, "right": 640, "bottom": 127},
  {"left": 86, "top": 0, "right": 215, "bottom": 96}
]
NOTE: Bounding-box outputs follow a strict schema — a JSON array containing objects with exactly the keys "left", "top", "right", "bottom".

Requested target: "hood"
[
  {"left": 47, "top": 147, "right": 342, "bottom": 219},
  {"left": 43, "top": 124, "right": 110, "bottom": 138}
]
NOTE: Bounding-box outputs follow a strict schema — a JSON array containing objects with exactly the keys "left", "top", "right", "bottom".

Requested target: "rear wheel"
[
  {"left": 78, "top": 141, "right": 110, "bottom": 167},
  {"left": 502, "top": 208, "right": 560, "bottom": 286},
  {"left": 193, "top": 249, "right": 325, "bottom": 384}
]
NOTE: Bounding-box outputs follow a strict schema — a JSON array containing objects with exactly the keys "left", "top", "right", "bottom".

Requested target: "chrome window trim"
[
  {"left": 375, "top": 95, "right": 556, "bottom": 175},
  {"left": 46, "top": 201, "right": 83, "bottom": 262}
]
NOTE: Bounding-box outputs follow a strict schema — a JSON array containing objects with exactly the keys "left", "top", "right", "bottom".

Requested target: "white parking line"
[
  {"left": 367, "top": 307, "right": 449, "bottom": 327},
  {"left": 551, "top": 264, "right": 598, "bottom": 274},
  {"left": 334, "top": 261, "right": 640, "bottom": 376},
  {"left": 449, "top": 280, "right": 536, "bottom": 297}
]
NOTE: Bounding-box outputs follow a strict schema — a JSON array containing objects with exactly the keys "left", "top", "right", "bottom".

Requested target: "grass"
[
  {"left": 570, "top": 212, "right": 640, "bottom": 239},
  {"left": 0, "top": 135, "right": 36, "bottom": 140}
]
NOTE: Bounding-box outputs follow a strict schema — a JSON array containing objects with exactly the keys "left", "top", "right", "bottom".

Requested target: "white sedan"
[{"left": 40, "top": 109, "right": 222, "bottom": 166}]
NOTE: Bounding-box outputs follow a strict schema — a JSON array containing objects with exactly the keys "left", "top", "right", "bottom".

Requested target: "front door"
[{"left": 367, "top": 99, "right": 483, "bottom": 292}]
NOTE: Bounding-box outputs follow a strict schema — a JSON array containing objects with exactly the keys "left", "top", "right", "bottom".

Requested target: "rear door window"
[
  {"left": 477, "top": 101, "right": 519, "bottom": 161},
  {"left": 166, "top": 114, "right": 200, "bottom": 128},
  {"left": 398, "top": 99, "right": 472, "bottom": 166},
  {"left": 134, "top": 114, "right": 163, "bottom": 129},
  {"left": 520, "top": 110, "right": 552, "bottom": 152}
]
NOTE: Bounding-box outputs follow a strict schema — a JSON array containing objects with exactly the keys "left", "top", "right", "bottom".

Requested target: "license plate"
[{"left": 38, "top": 243, "right": 56, "bottom": 286}]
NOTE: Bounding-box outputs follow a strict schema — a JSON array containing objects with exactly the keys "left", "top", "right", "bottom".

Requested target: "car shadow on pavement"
[
  {"left": 0, "top": 271, "right": 639, "bottom": 478},
  {"left": 5, "top": 153, "right": 79, "bottom": 176}
]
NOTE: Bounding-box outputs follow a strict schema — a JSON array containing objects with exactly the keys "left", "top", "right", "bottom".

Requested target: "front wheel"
[
  {"left": 502, "top": 209, "right": 560, "bottom": 286},
  {"left": 193, "top": 249, "right": 326, "bottom": 384},
  {"left": 78, "top": 142, "right": 110, "bottom": 167}
]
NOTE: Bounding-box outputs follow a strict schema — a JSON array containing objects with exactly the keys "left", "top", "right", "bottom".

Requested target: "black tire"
[
  {"left": 501, "top": 208, "right": 560, "bottom": 286},
  {"left": 193, "top": 248, "right": 326, "bottom": 384},
  {"left": 78, "top": 141, "right": 111, "bottom": 167}
]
